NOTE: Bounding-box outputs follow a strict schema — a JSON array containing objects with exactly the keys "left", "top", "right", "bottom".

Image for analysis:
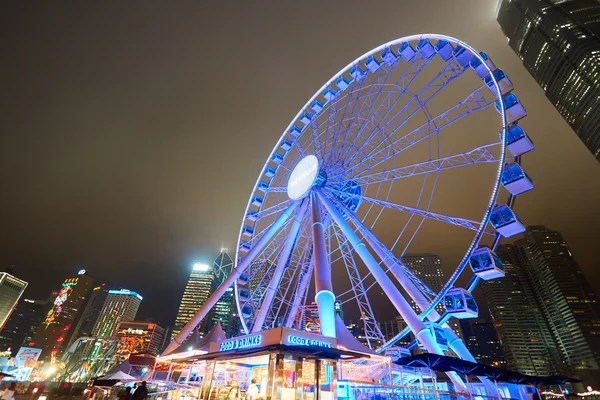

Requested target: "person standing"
[
  {"left": 247, "top": 379, "right": 259, "bottom": 400},
  {"left": 132, "top": 381, "right": 148, "bottom": 400},
  {"left": 0, "top": 383, "right": 16, "bottom": 400}
]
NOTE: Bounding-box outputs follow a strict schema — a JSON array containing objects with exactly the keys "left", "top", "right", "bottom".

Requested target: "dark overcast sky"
[{"left": 1, "top": 1, "right": 599, "bottom": 327}]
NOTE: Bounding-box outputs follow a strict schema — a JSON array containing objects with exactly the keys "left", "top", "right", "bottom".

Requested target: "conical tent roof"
[
  {"left": 194, "top": 322, "right": 227, "bottom": 351},
  {"left": 179, "top": 327, "right": 202, "bottom": 350},
  {"left": 101, "top": 370, "right": 137, "bottom": 381},
  {"left": 334, "top": 315, "right": 378, "bottom": 356}
]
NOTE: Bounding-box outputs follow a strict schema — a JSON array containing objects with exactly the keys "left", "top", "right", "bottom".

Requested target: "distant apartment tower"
[
  {"left": 496, "top": 0, "right": 600, "bottom": 161},
  {"left": 92, "top": 289, "right": 142, "bottom": 338},
  {"left": 0, "top": 272, "right": 27, "bottom": 331},
  {"left": 461, "top": 320, "right": 505, "bottom": 367},
  {"left": 172, "top": 262, "right": 217, "bottom": 339},
  {"left": 515, "top": 226, "right": 600, "bottom": 373},
  {"left": 300, "top": 301, "right": 344, "bottom": 334},
  {"left": 31, "top": 270, "right": 95, "bottom": 362},
  {"left": 483, "top": 244, "right": 561, "bottom": 376},
  {"left": 0, "top": 298, "right": 48, "bottom": 356},
  {"left": 66, "top": 283, "right": 115, "bottom": 348},
  {"left": 115, "top": 321, "right": 166, "bottom": 359},
  {"left": 401, "top": 254, "right": 445, "bottom": 314}
]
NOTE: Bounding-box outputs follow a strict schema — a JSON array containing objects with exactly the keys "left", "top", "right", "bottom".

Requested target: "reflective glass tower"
[
  {"left": 172, "top": 262, "right": 217, "bottom": 339},
  {"left": 0, "top": 272, "right": 27, "bottom": 331},
  {"left": 91, "top": 289, "right": 142, "bottom": 338},
  {"left": 496, "top": 0, "right": 600, "bottom": 161},
  {"left": 206, "top": 250, "right": 234, "bottom": 335}
]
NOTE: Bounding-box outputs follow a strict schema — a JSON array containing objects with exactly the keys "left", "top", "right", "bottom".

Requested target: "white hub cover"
[{"left": 287, "top": 155, "right": 319, "bottom": 200}]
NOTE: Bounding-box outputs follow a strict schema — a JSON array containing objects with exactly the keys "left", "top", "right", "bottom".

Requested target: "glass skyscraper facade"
[
  {"left": 206, "top": 250, "right": 235, "bottom": 335},
  {"left": 0, "top": 272, "right": 27, "bottom": 331},
  {"left": 172, "top": 262, "right": 217, "bottom": 339},
  {"left": 91, "top": 289, "right": 142, "bottom": 338},
  {"left": 483, "top": 227, "right": 600, "bottom": 382},
  {"left": 496, "top": 0, "right": 600, "bottom": 161}
]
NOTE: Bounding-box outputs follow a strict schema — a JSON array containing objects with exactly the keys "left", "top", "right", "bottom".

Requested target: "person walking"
[{"left": 246, "top": 379, "right": 259, "bottom": 400}]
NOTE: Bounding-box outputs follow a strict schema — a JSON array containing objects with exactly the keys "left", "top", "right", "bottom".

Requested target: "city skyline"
[{"left": 1, "top": 0, "right": 599, "bottom": 326}]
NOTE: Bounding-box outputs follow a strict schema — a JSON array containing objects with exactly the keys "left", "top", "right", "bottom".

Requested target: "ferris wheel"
[{"left": 165, "top": 34, "right": 534, "bottom": 364}]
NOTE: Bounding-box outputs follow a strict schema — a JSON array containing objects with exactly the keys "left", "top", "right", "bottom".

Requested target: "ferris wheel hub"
[{"left": 287, "top": 155, "right": 323, "bottom": 200}]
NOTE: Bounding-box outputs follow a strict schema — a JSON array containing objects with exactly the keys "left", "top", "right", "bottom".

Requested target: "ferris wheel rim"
[{"left": 233, "top": 33, "right": 510, "bottom": 338}]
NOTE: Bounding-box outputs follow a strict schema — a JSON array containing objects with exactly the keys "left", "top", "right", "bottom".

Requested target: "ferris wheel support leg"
[
  {"left": 346, "top": 202, "right": 496, "bottom": 395},
  {"left": 316, "top": 190, "right": 468, "bottom": 392},
  {"left": 162, "top": 200, "right": 300, "bottom": 356},
  {"left": 310, "top": 192, "right": 337, "bottom": 338},
  {"left": 252, "top": 200, "right": 308, "bottom": 332}
]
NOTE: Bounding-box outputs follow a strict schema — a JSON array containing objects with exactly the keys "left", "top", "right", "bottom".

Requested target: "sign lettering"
[
  {"left": 287, "top": 335, "right": 332, "bottom": 348},
  {"left": 218, "top": 335, "right": 262, "bottom": 352}
]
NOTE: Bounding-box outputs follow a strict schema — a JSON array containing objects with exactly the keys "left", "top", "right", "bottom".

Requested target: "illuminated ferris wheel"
[{"left": 168, "top": 34, "right": 534, "bottom": 366}]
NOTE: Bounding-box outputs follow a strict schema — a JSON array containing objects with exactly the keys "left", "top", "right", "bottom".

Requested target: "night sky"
[{"left": 1, "top": 1, "right": 599, "bottom": 327}]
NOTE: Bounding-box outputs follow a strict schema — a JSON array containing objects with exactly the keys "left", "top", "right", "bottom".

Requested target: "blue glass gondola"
[
  {"left": 490, "top": 204, "right": 526, "bottom": 237},
  {"left": 444, "top": 288, "right": 478, "bottom": 319},
  {"left": 469, "top": 247, "right": 504, "bottom": 280},
  {"left": 435, "top": 40, "right": 453, "bottom": 61},
  {"left": 504, "top": 124, "right": 534, "bottom": 156},
  {"left": 485, "top": 68, "right": 513, "bottom": 96},
  {"left": 501, "top": 163, "right": 533, "bottom": 195},
  {"left": 399, "top": 42, "right": 416, "bottom": 61},
  {"left": 496, "top": 93, "right": 527, "bottom": 124}
]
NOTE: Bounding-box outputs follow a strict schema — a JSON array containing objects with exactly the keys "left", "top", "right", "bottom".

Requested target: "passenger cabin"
[
  {"left": 381, "top": 47, "right": 398, "bottom": 65},
  {"left": 300, "top": 112, "right": 312, "bottom": 125},
  {"left": 256, "top": 180, "right": 269, "bottom": 193},
  {"left": 238, "top": 289, "right": 250, "bottom": 302},
  {"left": 485, "top": 68, "right": 513, "bottom": 96},
  {"left": 418, "top": 322, "right": 448, "bottom": 351},
  {"left": 350, "top": 65, "right": 367, "bottom": 81},
  {"left": 496, "top": 93, "right": 527, "bottom": 124},
  {"left": 246, "top": 210, "right": 258, "bottom": 222},
  {"left": 505, "top": 124, "right": 534, "bottom": 156},
  {"left": 242, "top": 225, "right": 254, "bottom": 238},
  {"left": 241, "top": 305, "right": 252, "bottom": 318},
  {"left": 280, "top": 139, "right": 292, "bottom": 151},
  {"left": 469, "top": 247, "right": 505, "bottom": 280},
  {"left": 271, "top": 153, "right": 284, "bottom": 165},
  {"left": 323, "top": 88, "right": 337, "bottom": 102},
  {"left": 336, "top": 76, "right": 350, "bottom": 91},
  {"left": 435, "top": 40, "right": 453, "bottom": 61},
  {"left": 399, "top": 42, "right": 416, "bottom": 61},
  {"left": 264, "top": 167, "right": 277, "bottom": 178},
  {"left": 452, "top": 46, "right": 472, "bottom": 69},
  {"left": 416, "top": 39, "right": 435, "bottom": 59},
  {"left": 366, "top": 55, "right": 381, "bottom": 72},
  {"left": 490, "top": 204, "right": 526, "bottom": 237},
  {"left": 501, "top": 163, "right": 533, "bottom": 195},
  {"left": 237, "top": 273, "right": 249, "bottom": 285},
  {"left": 444, "top": 288, "right": 478, "bottom": 319},
  {"left": 311, "top": 100, "right": 324, "bottom": 114},
  {"left": 251, "top": 196, "right": 264, "bottom": 207},
  {"left": 289, "top": 126, "right": 302, "bottom": 138},
  {"left": 470, "top": 51, "right": 495, "bottom": 78}
]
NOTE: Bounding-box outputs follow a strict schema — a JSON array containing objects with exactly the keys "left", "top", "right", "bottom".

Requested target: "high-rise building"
[
  {"left": 496, "top": 0, "right": 600, "bottom": 161},
  {"left": 300, "top": 301, "right": 344, "bottom": 334},
  {"left": 92, "top": 289, "right": 142, "bottom": 338},
  {"left": 172, "top": 262, "right": 217, "bottom": 339},
  {"left": 115, "top": 321, "right": 166, "bottom": 359},
  {"left": 401, "top": 254, "right": 445, "bottom": 315},
  {"left": 31, "top": 270, "right": 95, "bottom": 362},
  {"left": 0, "top": 299, "right": 48, "bottom": 356},
  {"left": 482, "top": 244, "right": 559, "bottom": 376},
  {"left": 66, "top": 283, "right": 115, "bottom": 348},
  {"left": 515, "top": 226, "right": 600, "bottom": 373},
  {"left": 461, "top": 320, "right": 505, "bottom": 367},
  {"left": 206, "top": 250, "right": 234, "bottom": 335},
  {"left": 0, "top": 272, "right": 28, "bottom": 331}
]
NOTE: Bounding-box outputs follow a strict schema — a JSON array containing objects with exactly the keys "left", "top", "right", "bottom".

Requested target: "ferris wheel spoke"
[
  {"left": 253, "top": 199, "right": 296, "bottom": 221},
  {"left": 346, "top": 84, "right": 493, "bottom": 179},
  {"left": 328, "top": 63, "right": 396, "bottom": 166},
  {"left": 324, "top": 187, "right": 483, "bottom": 232},
  {"left": 341, "top": 56, "right": 466, "bottom": 172},
  {"left": 251, "top": 201, "right": 308, "bottom": 332},
  {"left": 336, "top": 143, "right": 501, "bottom": 187},
  {"left": 284, "top": 248, "right": 314, "bottom": 329},
  {"left": 332, "top": 225, "right": 385, "bottom": 347}
]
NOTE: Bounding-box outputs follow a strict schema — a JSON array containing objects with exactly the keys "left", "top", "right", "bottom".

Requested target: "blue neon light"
[
  {"left": 287, "top": 335, "right": 332, "bottom": 349},
  {"left": 219, "top": 335, "right": 262, "bottom": 352},
  {"left": 108, "top": 289, "right": 143, "bottom": 300}
]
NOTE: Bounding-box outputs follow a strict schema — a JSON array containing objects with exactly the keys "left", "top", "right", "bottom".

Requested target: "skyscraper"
[
  {"left": 91, "top": 289, "right": 142, "bottom": 338},
  {"left": 31, "top": 270, "right": 95, "bottom": 362},
  {"left": 0, "top": 298, "right": 48, "bottom": 356},
  {"left": 172, "top": 262, "right": 217, "bottom": 339},
  {"left": 482, "top": 244, "right": 559, "bottom": 376},
  {"left": 0, "top": 272, "right": 28, "bottom": 331},
  {"left": 401, "top": 254, "right": 446, "bottom": 314},
  {"left": 515, "top": 226, "right": 600, "bottom": 374},
  {"left": 206, "top": 250, "right": 234, "bottom": 334},
  {"left": 461, "top": 320, "right": 505, "bottom": 367},
  {"left": 496, "top": 0, "right": 600, "bottom": 161},
  {"left": 66, "top": 283, "right": 115, "bottom": 348}
]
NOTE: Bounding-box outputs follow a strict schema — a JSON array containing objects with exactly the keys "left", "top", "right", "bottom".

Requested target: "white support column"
[
  {"left": 346, "top": 210, "right": 497, "bottom": 395},
  {"left": 252, "top": 200, "right": 308, "bottom": 332},
  {"left": 310, "top": 192, "right": 336, "bottom": 338},
  {"left": 316, "top": 190, "right": 467, "bottom": 392},
  {"left": 163, "top": 200, "right": 300, "bottom": 355}
]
